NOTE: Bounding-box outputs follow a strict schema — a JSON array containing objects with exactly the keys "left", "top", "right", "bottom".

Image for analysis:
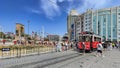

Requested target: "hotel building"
[{"left": 67, "top": 6, "right": 120, "bottom": 42}]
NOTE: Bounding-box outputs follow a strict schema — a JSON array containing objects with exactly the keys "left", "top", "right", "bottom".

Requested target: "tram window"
[
  {"left": 79, "top": 36, "right": 83, "bottom": 42},
  {"left": 95, "top": 37, "right": 101, "bottom": 41},
  {"left": 83, "top": 36, "right": 85, "bottom": 42},
  {"left": 79, "top": 36, "right": 85, "bottom": 42},
  {"left": 94, "top": 37, "right": 97, "bottom": 41},
  {"left": 85, "top": 36, "right": 90, "bottom": 42}
]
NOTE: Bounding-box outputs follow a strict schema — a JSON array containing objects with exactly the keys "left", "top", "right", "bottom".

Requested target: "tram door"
[
  {"left": 91, "top": 36, "right": 101, "bottom": 50},
  {"left": 78, "top": 35, "right": 91, "bottom": 51}
]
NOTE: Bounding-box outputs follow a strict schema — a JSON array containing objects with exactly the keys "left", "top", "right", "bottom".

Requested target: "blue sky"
[{"left": 0, "top": 0, "right": 120, "bottom": 36}]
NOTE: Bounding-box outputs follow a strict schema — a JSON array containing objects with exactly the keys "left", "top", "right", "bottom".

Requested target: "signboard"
[{"left": 2, "top": 48, "right": 10, "bottom": 51}]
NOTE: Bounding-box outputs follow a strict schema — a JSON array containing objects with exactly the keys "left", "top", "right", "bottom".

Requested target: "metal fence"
[{"left": 0, "top": 45, "right": 55, "bottom": 59}]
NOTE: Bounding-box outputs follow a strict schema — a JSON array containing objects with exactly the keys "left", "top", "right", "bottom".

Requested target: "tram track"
[{"left": 8, "top": 52, "right": 82, "bottom": 68}]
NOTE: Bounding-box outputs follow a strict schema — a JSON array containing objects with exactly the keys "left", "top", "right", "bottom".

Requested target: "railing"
[{"left": 0, "top": 45, "right": 55, "bottom": 59}]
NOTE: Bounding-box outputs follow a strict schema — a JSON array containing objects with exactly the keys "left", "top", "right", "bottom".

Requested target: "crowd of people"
[
  {"left": 1, "top": 38, "right": 120, "bottom": 55},
  {"left": 55, "top": 41, "right": 75, "bottom": 52}
]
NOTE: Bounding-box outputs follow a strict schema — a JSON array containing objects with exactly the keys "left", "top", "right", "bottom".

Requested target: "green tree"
[{"left": 0, "top": 32, "right": 4, "bottom": 38}]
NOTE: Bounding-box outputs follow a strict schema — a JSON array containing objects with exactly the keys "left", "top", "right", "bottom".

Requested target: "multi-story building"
[
  {"left": 67, "top": 9, "right": 79, "bottom": 41},
  {"left": 92, "top": 6, "right": 120, "bottom": 41},
  {"left": 74, "top": 14, "right": 84, "bottom": 41},
  {"left": 84, "top": 9, "right": 93, "bottom": 32},
  {"left": 68, "top": 6, "right": 120, "bottom": 42}
]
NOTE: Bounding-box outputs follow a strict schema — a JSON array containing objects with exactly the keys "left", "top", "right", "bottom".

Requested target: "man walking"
[
  {"left": 82, "top": 42, "right": 85, "bottom": 55},
  {"left": 96, "top": 42, "right": 104, "bottom": 57}
]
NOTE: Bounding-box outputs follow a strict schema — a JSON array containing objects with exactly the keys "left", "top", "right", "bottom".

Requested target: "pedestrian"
[
  {"left": 65, "top": 42, "right": 68, "bottom": 51},
  {"left": 118, "top": 42, "right": 120, "bottom": 51},
  {"left": 3, "top": 39, "right": 6, "bottom": 44},
  {"left": 112, "top": 43, "right": 115, "bottom": 48},
  {"left": 102, "top": 42, "right": 107, "bottom": 51},
  {"left": 109, "top": 43, "right": 113, "bottom": 50},
  {"left": 96, "top": 42, "right": 104, "bottom": 57},
  {"left": 75, "top": 42, "right": 78, "bottom": 50},
  {"left": 115, "top": 42, "right": 118, "bottom": 48},
  {"left": 82, "top": 42, "right": 85, "bottom": 55},
  {"left": 56, "top": 42, "right": 62, "bottom": 52}
]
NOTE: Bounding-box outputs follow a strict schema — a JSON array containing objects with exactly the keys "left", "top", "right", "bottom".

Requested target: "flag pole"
[{"left": 42, "top": 26, "right": 44, "bottom": 41}]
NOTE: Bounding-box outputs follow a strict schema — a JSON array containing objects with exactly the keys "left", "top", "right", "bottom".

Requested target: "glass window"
[
  {"left": 93, "top": 16, "right": 97, "bottom": 34},
  {"left": 98, "top": 12, "right": 103, "bottom": 15},
  {"left": 98, "top": 16, "right": 101, "bottom": 35},
  {"left": 107, "top": 14, "right": 111, "bottom": 38},
  {"left": 119, "top": 9, "right": 120, "bottom": 12},
  {"left": 104, "top": 17, "right": 106, "bottom": 22},
  {"left": 103, "top": 15, "right": 106, "bottom": 36},
  {"left": 118, "top": 13, "right": 120, "bottom": 15},
  {"left": 112, "top": 13, "right": 117, "bottom": 39}
]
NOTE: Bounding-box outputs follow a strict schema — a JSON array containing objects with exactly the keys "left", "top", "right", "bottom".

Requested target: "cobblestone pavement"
[
  {"left": 90, "top": 49, "right": 120, "bottom": 68},
  {"left": 1, "top": 49, "right": 120, "bottom": 68},
  {"left": 0, "top": 49, "right": 80, "bottom": 68},
  {"left": 46, "top": 49, "right": 120, "bottom": 68}
]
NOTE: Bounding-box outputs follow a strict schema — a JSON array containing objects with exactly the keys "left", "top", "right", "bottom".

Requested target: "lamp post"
[
  {"left": 0, "top": 26, "right": 2, "bottom": 39},
  {"left": 42, "top": 26, "right": 44, "bottom": 41},
  {"left": 28, "top": 20, "right": 30, "bottom": 36}
]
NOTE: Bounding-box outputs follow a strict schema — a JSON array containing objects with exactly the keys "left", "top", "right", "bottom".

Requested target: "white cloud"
[
  {"left": 40, "top": 0, "right": 75, "bottom": 19},
  {"left": 40, "top": 0, "right": 61, "bottom": 19},
  {"left": 76, "top": 0, "right": 119, "bottom": 13},
  {"left": 31, "top": 9, "right": 41, "bottom": 14},
  {"left": 58, "top": 0, "right": 64, "bottom": 2},
  {"left": 25, "top": 7, "right": 41, "bottom": 14},
  {"left": 39, "top": 0, "right": 120, "bottom": 19}
]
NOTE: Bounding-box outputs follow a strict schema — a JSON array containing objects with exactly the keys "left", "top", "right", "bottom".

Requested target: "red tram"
[{"left": 78, "top": 31, "right": 101, "bottom": 52}]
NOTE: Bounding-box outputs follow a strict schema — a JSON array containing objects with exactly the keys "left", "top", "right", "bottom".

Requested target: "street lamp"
[
  {"left": 0, "top": 26, "right": 2, "bottom": 39},
  {"left": 28, "top": 20, "right": 30, "bottom": 36}
]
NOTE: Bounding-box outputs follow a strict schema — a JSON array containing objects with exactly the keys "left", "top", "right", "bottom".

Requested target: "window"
[
  {"left": 113, "top": 28, "right": 115, "bottom": 31},
  {"left": 104, "top": 18, "right": 106, "bottom": 22},
  {"left": 118, "top": 13, "right": 120, "bottom": 15},
  {"left": 98, "top": 21, "right": 100, "bottom": 24}
]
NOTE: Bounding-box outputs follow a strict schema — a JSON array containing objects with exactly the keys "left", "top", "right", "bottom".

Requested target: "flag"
[{"left": 31, "top": 31, "right": 35, "bottom": 37}]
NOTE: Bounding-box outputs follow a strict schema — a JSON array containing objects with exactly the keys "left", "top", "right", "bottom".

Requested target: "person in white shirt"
[{"left": 96, "top": 42, "right": 104, "bottom": 57}]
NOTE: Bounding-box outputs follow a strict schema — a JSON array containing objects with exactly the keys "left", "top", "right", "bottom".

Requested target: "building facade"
[
  {"left": 67, "top": 9, "right": 79, "bottom": 41},
  {"left": 92, "top": 6, "right": 120, "bottom": 41},
  {"left": 84, "top": 9, "right": 93, "bottom": 32},
  {"left": 68, "top": 6, "right": 120, "bottom": 42},
  {"left": 74, "top": 14, "right": 84, "bottom": 41}
]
